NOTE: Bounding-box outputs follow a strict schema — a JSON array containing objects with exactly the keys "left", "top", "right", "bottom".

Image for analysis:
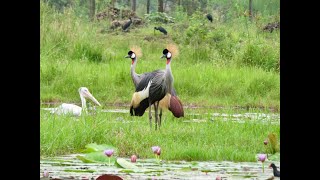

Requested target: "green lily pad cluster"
[{"left": 76, "top": 143, "right": 138, "bottom": 169}]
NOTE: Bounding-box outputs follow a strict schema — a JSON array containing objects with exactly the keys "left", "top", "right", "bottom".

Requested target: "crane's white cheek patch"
[{"left": 167, "top": 52, "right": 172, "bottom": 58}]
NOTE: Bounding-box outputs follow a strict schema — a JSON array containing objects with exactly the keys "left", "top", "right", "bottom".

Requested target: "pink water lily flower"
[
  {"left": 258, "top": 154, "right": 267, "bottom": 173},
  {"left": 258, "top": 154, "right": 267, "bottom": 162},
  {"left": 43, "top": 170, "right": 49, "bottom": 177},
  {"left": 104, "top": 149, "right": 114, "bottom": 157},
  {"left": 152, "top": 146, "right": 160, "bottom": 154},
  {"left": 131, "top": 155, "right": 137, "bottom": 163}
]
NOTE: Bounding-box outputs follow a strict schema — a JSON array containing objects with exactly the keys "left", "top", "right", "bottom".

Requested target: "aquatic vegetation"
[
  {"left": 43, "top": 170, "right": 49, "bottom": 178},
  {"left": 104, "top": 149, "right": 114, "bottom": 166},
  {"left": 131, "top": 155, "right": 137, "bottom": 163},
  {"left": 258, "top": 154, "right": 267, "bottom": 173},
  {"left": 152, "top": 146, "right": 161, "bottom": 163},
  {"left": 115, "top": 158, "right": 139, "bottom": 169}
]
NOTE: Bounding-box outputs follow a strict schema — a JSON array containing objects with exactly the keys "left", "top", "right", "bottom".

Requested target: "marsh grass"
[
  {"left": 40, "top": 107, "right": 279, "bottom": 162},
  {"left": 40, "top": 1, "right": 279, "bottom": 110}
]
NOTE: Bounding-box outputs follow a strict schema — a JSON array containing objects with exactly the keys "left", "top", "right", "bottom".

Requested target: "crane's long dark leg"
[
  {"left": 159, "top": 108, "right": 162, "bottom": 128},
  {"left": 154, "top": 102, "right": 159, "bottom": 130},
  {"left": 149, "top": 100, "right": 152, "bottom": 130}
]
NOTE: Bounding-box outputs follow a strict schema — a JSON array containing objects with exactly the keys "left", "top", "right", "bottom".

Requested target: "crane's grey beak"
[
  {"left": 161, "top": 54, "right": 166, "bottom": 58},
  {"left": 125, "top": 55, "right": 130, "bottom": 58},
  {"left": 84, "top": 91, "right": 102, "bottom": 106}
]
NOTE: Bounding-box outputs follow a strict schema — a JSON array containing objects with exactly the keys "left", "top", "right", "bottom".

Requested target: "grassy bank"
[
  {"left": 40, "top": 2, "right": 280, "bottom": 110},
  {"left": 40, "top": 108, "right": 279, "bottom": 162}
]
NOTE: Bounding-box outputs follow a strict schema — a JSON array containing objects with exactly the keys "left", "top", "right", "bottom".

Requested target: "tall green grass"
[
  {"left": 40, "top": 109, "right": 279, "bottom": 162},
  {"left": 40, "top": 1, "right": 280, "bottom": 110}
]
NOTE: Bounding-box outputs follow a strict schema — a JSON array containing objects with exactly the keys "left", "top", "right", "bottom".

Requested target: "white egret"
[{"left": 50, "top": 87, "right": 101, "bottom": 116}]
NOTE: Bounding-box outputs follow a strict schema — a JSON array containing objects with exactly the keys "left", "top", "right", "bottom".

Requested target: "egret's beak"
[
  {"left": 161, "top": 54, "right": 166, "bottom": 58},
  {"left": 84, "top": 91, "right": 101, "bottom": 106},
  {"left": 125, "top": 55, "right": 131, "bottom": 58}
]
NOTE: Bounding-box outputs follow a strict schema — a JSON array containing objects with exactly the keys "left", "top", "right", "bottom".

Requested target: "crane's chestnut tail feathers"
[{"left": 169, "top": 95, "right": 184, "bottom": 118}]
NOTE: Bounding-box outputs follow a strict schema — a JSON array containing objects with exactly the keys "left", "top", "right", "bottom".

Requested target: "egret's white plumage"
[{"left": 50, "top": 87, "right": 101, "bottom": 116}]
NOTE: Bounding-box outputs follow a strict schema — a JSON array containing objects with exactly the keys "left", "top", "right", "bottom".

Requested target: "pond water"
[
  {"left": 41, "top": 107, "right": 279, "bottom": 125},
  {"left": 40, "top": 154, "right": 279, "bottom": 180}
]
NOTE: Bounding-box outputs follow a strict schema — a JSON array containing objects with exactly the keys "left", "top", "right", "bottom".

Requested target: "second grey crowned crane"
[
  {"left": 125, "top": 50, "right": 184, "bottom": 125},
  {"left": 129, "top": 49, "right": 177, "bottom": 130}
]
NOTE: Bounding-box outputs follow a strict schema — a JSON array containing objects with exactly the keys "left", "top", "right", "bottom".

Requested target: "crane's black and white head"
[
  {"left": 161, "top": 49, "right": 172, "bottom": 64},
  {"left": 125, "top": 50, "right": 136, "bottom": 64},
  {"left": 78, "top": 87, "right": 101, "bottom": 106}
]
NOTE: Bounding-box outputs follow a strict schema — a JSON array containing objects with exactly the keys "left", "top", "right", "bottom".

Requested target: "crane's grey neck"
[
  {"left": 131, "top": 57, "right": 137, "bottom": 71},
  {"left": 165, "top": 58, "right": 174, "bottom": 93},
  {"left": 130, "top": 57, "right": 139, "bottom": 86}
]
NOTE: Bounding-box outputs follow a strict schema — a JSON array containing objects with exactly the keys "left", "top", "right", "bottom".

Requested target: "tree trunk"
[
  {"left": 158, "top": 0, "right": 164, "bottom": 12},
  {"left": 249, "top": 0, "right": 253, "bottom": 21},
  {"left": 132, "top": 0, "right": 136, "bottom": 12},
  {"left": 200, "top": 0, "right": 207, "bottom": 11},
  {"left": 147, "top": 0, "right": 150, "bottom": 14},
  {"left": 111, "top": 0, "right": 116, "bottom": 8},
  {"left": 89, "top": 0, "right": 95, "bottom": 22},
  {"left": 126, "top": 0, "right": 130, "bottom": 7}
]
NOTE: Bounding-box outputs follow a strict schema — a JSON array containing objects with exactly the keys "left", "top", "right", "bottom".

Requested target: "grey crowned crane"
[
  {"left": 125, "top": 50, "right": 184, "bottom": 123},
  {"left": 129, "top": 49, "right": 182, "bottom": 130}
]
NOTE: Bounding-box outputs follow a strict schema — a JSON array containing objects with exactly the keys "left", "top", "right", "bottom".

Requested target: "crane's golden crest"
[
  {"left": 130, "top": 45, "right": 142, "bottom": 58},
  {"left": 166, "top": 43, "right": 179, "bottom": 58}
]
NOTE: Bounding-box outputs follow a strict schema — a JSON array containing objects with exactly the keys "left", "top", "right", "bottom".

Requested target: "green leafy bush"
[{"left": 144, "top": 12, "right": 175, "bottom": 24}]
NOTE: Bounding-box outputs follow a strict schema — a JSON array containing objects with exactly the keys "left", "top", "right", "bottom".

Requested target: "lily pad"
[
  {"left": 115, "top": 158, "right": 139, "bottom": 169},
  {"left": 201, "top": 169, "right": 218, "bottom": 173},
  {"left": 190, "top": 161, "right": 199, "bottom": 166},
  {"left": 82, "top": 143, "right": 117, "bottom": 153},
  {"left": 179, "top": 167, "right": 192, "bottom": 172},
  {"left": 76, "top": 155, "right": 96, "bottom": 163},
  {"left": 76, "top": 151, "right": 116, "bottom": 163},
  {"left": 119, "top": 169, "right": 135, "bottom": 173}
]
